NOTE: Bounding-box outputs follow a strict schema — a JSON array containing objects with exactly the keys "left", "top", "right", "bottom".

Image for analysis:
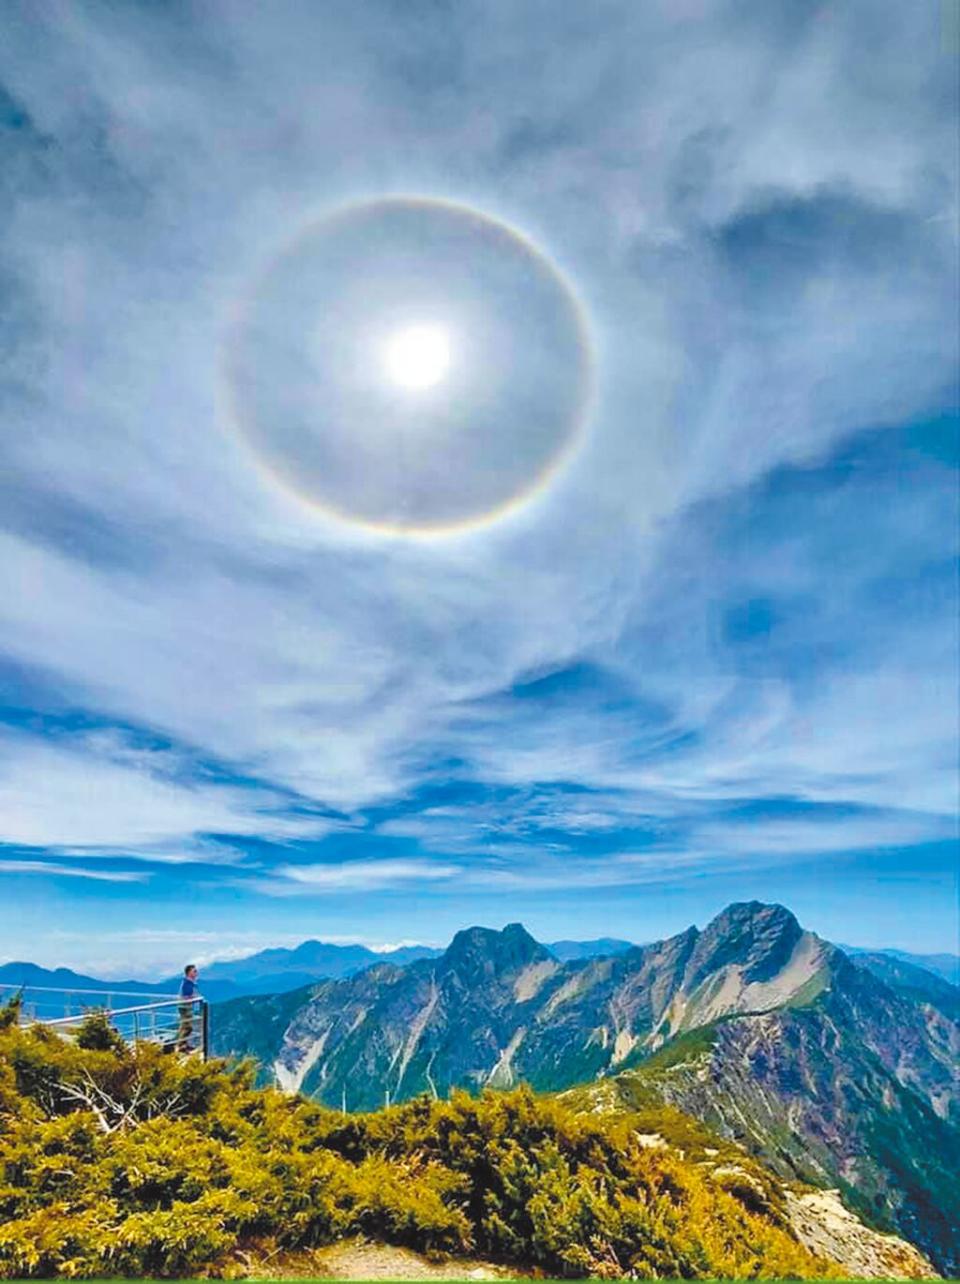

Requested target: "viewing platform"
[{"left": 0, "top": 982, "right": 209, "bottom": 1058}]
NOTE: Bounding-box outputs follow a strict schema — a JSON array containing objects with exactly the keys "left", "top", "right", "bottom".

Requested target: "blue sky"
[{"left": 0, "top": 2, "right": 957, "bottom": 977}]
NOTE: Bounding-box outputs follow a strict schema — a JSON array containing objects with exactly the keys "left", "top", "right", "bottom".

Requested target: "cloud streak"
[
  {"left": 0, "top": 725, "right": 340, "bottom": 858},
  {"left": 0, "top": 2, "right": 955, "bottom": 963},
  {"left": 0, "top": 860, "right": 147, "bottom": 883},
  {"left": 261, "top": 858, "right": 462, "bottom": 896}
]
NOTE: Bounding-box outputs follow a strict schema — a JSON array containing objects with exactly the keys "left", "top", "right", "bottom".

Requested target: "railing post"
[{"left": 200, "top": 1000, "right": 209, "bottom": 1061}]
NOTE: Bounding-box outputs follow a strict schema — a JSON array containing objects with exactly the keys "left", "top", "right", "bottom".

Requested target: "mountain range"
[
  {"left": 210, "top": 902, "right": 960, "bottom": 1275},
  {"left": 3, "top": 931, "right": 953, "bottom": 1006},
  {"left": 838, "top": 946, "right": 959, "bottom": 988},
  {"left": 0, "top": 936, "right": 642, "bottom": 1011},
  {"left": 0, "top": 942, "right": 439, "bottom": 1008}
]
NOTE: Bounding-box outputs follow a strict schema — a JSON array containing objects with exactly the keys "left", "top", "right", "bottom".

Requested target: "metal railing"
[{"left": 0, "top": 983, "right": 209, "bottom": 1058}]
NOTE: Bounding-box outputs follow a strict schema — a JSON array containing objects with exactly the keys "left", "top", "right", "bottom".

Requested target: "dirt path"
[{"left": 247, "top": 1236, "right": 524, "bottom": 1280}]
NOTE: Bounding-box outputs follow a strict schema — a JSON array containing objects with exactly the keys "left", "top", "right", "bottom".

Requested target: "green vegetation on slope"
[
  {"left": 566, "top": 1009, "right": 959, "bottom": 1276},
  {"left": 0, "top": 1001, "right": 841, "bottom": 1280},
  {"left": 633, "top": 1024, "right": 720, "bottom": 1073}
]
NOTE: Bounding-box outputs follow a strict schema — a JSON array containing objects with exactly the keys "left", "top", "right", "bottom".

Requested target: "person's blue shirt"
[{"left": 179, "top": 976, "right": 198, "bottom": 1000}]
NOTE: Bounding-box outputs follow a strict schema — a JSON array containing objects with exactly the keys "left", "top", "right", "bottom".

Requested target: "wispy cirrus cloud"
[
  {"left": 0, "top": 2, "right": 955, "bottom": 963},
  {"left": 0, "top": 860, "right": 147, "bottom": 883},
  {"left": 0, "top": 724, "right": 342, "bottom": 861},
  {"left": 260, "top": 858, "right": 462, "bottom": 896}
]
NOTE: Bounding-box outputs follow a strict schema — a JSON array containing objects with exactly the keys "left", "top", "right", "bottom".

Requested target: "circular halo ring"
[{"left": 222, "top": 196, "right": 596, "bottom": 538}]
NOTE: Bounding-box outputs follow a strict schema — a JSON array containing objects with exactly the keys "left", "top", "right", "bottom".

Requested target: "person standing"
[{"left": 176, "top": 964, "right": 201, "bottom": 1052}]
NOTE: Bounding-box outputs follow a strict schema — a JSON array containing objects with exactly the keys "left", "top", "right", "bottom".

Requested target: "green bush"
[
  {"left": 74, "top": 1013, "right": 127, "bottom": 1055},
  {"left": 0, "top": 997, "right": 842, "bottom": 1279}
]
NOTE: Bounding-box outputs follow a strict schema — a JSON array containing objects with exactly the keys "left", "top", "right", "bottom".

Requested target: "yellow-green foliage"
[{"left": 0, "top": 1003, "right": 840, "bottom": 1279}]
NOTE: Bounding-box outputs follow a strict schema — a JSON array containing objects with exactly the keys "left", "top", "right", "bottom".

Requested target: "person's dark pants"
[{"left": 177, "top": 1003, "right": 194, "bottom": 1052}]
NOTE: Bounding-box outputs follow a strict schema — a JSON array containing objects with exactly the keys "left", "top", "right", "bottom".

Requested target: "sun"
[
  {"left": 383, "top": 324, "right": 451, "bottom": 391},
  {"left": 228, "top": 196, "right": 593, "bottom": 533}
]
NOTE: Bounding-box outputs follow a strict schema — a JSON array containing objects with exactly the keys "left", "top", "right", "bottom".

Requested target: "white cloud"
[
  {"left": 0, "top": 860, "right": 147, "bottom": 883},
  {"left": 0, "top": 1, "right": 954, "bottom": 891},
  {"left": 0, "top": 726, "right": 337, "bottom": 857},
  {"left": 364, "top": 809, "right": 953, "bottom": 895},
  {"left": 263, "top": 858, "right": 462, "bottom": 895}
]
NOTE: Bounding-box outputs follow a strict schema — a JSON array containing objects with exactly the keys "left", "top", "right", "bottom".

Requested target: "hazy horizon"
[{"left": 5, "top": 898, "right": 957, "bottom": 981}]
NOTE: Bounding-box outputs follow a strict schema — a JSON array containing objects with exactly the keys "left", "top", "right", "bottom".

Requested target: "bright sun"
[{"left": 383, "top": 324, "right": 451, "bottom": 391}]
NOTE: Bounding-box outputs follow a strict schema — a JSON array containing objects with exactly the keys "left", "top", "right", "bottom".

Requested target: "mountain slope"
[
  {"left": 3, "top": 1008, "right": 876, "bottom": 1281},
  {"left": 840, "top": 946, "right": 959, "bottom": 988},
  {"left": 211, "top": 903, "right": 960, "bottom": 1272},
  {"left": 211, "top": 905, "right": 957, "bottom": 1110},
  {"left": 574, "top": 989, "right": 959, "bottom": 1273},
  {"left": 846, "top": 952, "right": 960, "bottom": 1020}
]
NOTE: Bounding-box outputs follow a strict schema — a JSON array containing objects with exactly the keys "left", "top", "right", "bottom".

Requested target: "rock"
[{"left": 785, "top": 1189, "right": 939, "bottom": 1279}]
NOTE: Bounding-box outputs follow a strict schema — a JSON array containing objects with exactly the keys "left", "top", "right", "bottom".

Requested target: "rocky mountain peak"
[
  {"left": 714, "top": 900, "right": 798, "bottom": 931},
  {"left": 213, "top": 899, "right": 960, "bottom": 1273},
  {"left": 685, "top": 901, "right": 805, "bottom": 989},
  {"left": 441, "top": 922, "right": 548, "bottom": 983}
]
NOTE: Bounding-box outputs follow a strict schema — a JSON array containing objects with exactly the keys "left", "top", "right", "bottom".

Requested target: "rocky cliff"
[{"left": 212, "top": 902, "right": 959, "bottom": 1272}]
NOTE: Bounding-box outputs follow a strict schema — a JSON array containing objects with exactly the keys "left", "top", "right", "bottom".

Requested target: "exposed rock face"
[
  {"left": 848, "top": 952, "right": 960, "bottom": 1022},
  {"left": 215, "top": 906, "right": 841, "bottom": 1108},
  {"left": 580, "top": 949, "right": 960, "bottom": 1275},
  {"left": 624, "top": 1006, "right": 959, "bottom": 1271},
  {"left": 211, "top": 901, "right": 960, "bottom": 1274},
  {"left": 785, "top": 1189, "right": 938, "bottom": 1280}
]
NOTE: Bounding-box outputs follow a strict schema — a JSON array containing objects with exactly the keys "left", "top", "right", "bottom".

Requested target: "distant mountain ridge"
[
  {"left": 5, "top": 929, "right": 954, "bottom": 1013},
  {"left": 211, "top": 902, "right": 960, "bottom": 1273},
  {"left": 199, "top": 934, "right": 637, "bottom": 981},
  {"left": 0, "top": 951, "right": 432, "bottom": 1010},
  {"left": 0, "top": 962, "right": 186, "bottom": 1001},
  {"left": 6, "top": 932, "right": 954, "bottom": 1002},
  {"left": 543, "top": 936, "right": 634, "bottom": 961},
  {"left": 0, "top": 934, "right": 634, "bottom": 1010},
  {"left": 844, "top": 950, "right": 960, "bottom": 1020},
  {"left": 200, "top": 939, "right": 440, "bottom": 983},
  {"left": 838, "top": 944, "right": 959, "bottom": 987}
]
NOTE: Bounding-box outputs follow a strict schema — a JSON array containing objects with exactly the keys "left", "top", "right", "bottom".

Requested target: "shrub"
[
  {"left": 74, "top": 1012, "right": 126, "bottom": 1055},
  {"left": 0, "top": 1003, "right": 841, "bottom": 1279}
]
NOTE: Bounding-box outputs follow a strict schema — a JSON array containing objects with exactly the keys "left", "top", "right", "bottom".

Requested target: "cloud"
[
  {"left": 691, "top": 810, "right": 956, "bottom": 858},
  {"left": 0, "top": 0, "right": 954, "bottom": 935},
  {"left": 366, "top": 801, "right": 953, "bottom": 894},
  {"left": 0, "top": 725, "right": 339, "bottom": 859},
  {"left": 0, "top": 860, "right": 147, "bottom": 883},
  {"left": 262, "top": 858, "right": 462, "bottom": 895}
]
